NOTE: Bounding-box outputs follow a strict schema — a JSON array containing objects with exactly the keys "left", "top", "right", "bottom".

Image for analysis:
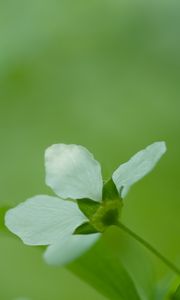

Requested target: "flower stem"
[{"left": 117, "top": 222, "right": 180, "bottom": 276}]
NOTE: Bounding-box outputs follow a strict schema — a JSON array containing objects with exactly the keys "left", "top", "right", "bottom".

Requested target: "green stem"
[{"left": 117, "top": 222, "right": 180, "bottom": 276}]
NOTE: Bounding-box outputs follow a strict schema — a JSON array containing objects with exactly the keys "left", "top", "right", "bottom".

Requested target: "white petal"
[
  {"left": 5, "top": 195, "right": 87, "bottom": 245},
  {"left": 112, "top": 141, "right": 166, "bottom": 198},
  {"left": 44, "top": 233, "right": 100, "bottom": 266},
  {"left": 45, "top": 144, "right": 103, "bottom": 202}
]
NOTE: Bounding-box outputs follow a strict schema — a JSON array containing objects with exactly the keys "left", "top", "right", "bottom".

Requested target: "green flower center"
[
  {"left": 74, "top": 178, "right": 123, "bottom": 235},
  {"left": 90, "top": 199, "right": 122, "bottom": 232}
]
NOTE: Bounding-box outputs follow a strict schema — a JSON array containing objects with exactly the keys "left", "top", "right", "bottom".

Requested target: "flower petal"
[
  {"left": 44, "top": 233, "right": 100, "bottom": 266},
  {"left": 112, "top": 141, "right": 166, "bottom": 198},
  {"left": 45, "top": 144, "right": 103, "bottom": 201},
  {"left": 5, "top": 195, "right": 87, "bottom": 245}
]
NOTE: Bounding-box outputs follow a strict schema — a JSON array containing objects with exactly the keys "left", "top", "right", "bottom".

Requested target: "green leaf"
[
  {"left": 154, "top": 273, "right": 176, "bottom": 300},
  {"left": 68, "top": 231, "right": 142, "bottom": 300},
  {"left": 172, "top": 285, "right": 180, "bottom": 300},
  {"left": 104, "top": 227, "right": 156, "bottom": 300}
]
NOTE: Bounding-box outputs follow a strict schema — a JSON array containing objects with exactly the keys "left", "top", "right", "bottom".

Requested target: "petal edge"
[
  {"left": 5, "top": 195, "right": 86, "bottom": 245},
  {"left": 112, "top": 141, "right": 166, "bottom": 198},
  {"left": 44, "top": 233, "right": 101, "bottom": 266},
  {"left": 45, "top": 144, "right": 103, "bottom": 201}
]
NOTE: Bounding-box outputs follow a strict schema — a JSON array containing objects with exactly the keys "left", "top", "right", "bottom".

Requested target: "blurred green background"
[{"left": 0, "top": 0, "right": 180, "bottom": 299}]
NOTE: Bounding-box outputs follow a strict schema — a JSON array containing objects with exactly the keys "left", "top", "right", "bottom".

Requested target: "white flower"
[{"left": 5, "top": 142, "right": 166, "bottom": 266}]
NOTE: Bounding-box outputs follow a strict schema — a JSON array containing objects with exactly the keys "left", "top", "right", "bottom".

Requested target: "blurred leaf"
[
  {"left": 69, "top": 233, "right": 142, "bottom": 300},
  {"left": 172, "top": 284, "right": 180, "bottom": 300},
  {"left": 154, "top": 274, "right": 175, "bottom": 300},
  {"left": 105, "top": 227, "right": 156, "bottom": 300}
]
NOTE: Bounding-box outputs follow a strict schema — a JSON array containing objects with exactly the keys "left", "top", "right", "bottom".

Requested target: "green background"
[{"left": 0, "top": 0, "right": 180, "bottom": 299}]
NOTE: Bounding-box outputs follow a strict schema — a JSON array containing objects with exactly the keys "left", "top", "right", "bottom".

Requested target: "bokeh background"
[{"left": 0, "top": 0, "right": 180, "bottom": 299}]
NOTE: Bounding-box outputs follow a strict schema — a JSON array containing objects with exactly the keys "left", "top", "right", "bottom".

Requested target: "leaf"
[
  {"left": 68, "top": 231, "right": 142, "bottom": 300},
  {"left": 172, "top": 284, "right": 180, "bottom": 300},
  {"left": 154, "top": 273, "right": 176, "bottom": 300},
  {"left": 104, "top": 227, "right": 156, "bottom": 300}
]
